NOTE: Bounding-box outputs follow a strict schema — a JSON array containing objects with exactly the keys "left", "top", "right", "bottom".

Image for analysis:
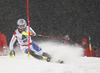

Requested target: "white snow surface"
[{"left": 0, "top": 41, "right": 100, "bottom": 73}]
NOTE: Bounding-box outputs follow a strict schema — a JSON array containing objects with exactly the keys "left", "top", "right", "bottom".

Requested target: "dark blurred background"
[{"left": 0, "top": 0, "right": 100, "bottom": 48}]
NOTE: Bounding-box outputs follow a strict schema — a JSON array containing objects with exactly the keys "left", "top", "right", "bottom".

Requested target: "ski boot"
[
  {"left": 57, "top": 59, "right": 64, "bottom": 64},
  {"left": 42, "top": 52, "right": 51, "bottom": 62},
  {"left": 30, "top": 50, "right": 43, "bottom": 60}
]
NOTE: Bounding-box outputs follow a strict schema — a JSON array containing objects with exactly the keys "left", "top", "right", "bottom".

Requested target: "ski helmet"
[
  {"left": 82, "top": 38, "right": 87, "bottom": 43},
  {"left": 17, "top": 19, "right": 27, "bottom": 29}
]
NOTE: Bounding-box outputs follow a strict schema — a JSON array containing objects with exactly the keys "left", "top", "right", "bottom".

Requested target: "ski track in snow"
[{"left": 0, "top": 41, "right": 100, "bottom": 73}]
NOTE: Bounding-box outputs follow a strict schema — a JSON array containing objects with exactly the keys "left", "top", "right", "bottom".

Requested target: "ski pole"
[
  {"left": 89, "top": 36, "right": 93, "bottom": 57},
  {"left": 38, "top": 35, "right": 69, "bottom": 40}
]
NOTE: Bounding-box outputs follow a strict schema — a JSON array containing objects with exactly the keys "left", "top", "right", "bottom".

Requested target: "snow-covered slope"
[{"left": 0, "top": 41, "right": 100, "bottom": 73}]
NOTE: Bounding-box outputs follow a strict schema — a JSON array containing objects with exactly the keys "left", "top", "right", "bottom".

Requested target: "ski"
[
  {"left": 57, "top": 59, "right": 64, "bottom": 64},
  {"left": 42, "top": 56, "right": 64, "bottom": 64}
]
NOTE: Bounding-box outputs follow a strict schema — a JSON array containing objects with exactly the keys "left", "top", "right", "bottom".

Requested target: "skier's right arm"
[{"left": 9, "top": 32, "right": 17, "bottom": 57}]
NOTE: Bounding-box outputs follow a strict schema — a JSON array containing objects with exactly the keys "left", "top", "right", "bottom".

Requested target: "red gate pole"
[{"left": 27, "top": 0, "right": 30, "bottom": 58}]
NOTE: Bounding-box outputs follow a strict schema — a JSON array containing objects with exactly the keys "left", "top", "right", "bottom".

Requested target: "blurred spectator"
[
  {"left": 0, "top": 31, "right": 8, "bottom": 56},
  {"left": 81, "top": 38, "right": 94, "bottom": 57},
  {"left": 64, "top": 35, "right": 69, "bottom": 44},
  {"left": 64, "top": 35, "right": 74, "bottom": 45}
]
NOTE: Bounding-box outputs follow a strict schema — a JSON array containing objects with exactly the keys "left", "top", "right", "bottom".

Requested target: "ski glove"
[
  {"left": 22, "top": 31, "right": 33, "bottom": 36},
  {"left": 9, "top": 50, "right": 15, "bottom": 58}
]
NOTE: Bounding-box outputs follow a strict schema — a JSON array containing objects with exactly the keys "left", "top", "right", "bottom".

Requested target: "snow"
[{"left": 0, "top": 41, "right": 100, "bottom": 73}]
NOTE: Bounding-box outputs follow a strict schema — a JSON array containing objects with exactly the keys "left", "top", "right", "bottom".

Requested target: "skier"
[
  {"left": 9, "top": 19, "right": 51, "bottom": 62},
  {"left": 0, "top": 31, "right": 8, "bottom": 56}
]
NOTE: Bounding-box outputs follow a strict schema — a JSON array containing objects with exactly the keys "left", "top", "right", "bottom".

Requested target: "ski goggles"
[{"left": 18, "top": 24, "right": 26, "bottom": 29}]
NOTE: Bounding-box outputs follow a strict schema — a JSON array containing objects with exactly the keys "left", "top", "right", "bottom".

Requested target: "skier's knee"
[{"left": 30, "top": 50, "right": 43, "bottom": 60}]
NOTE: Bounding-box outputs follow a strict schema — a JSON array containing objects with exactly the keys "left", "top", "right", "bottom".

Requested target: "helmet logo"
[{"left": 19, "top": 20, "right": 25, "bottom": 25}]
